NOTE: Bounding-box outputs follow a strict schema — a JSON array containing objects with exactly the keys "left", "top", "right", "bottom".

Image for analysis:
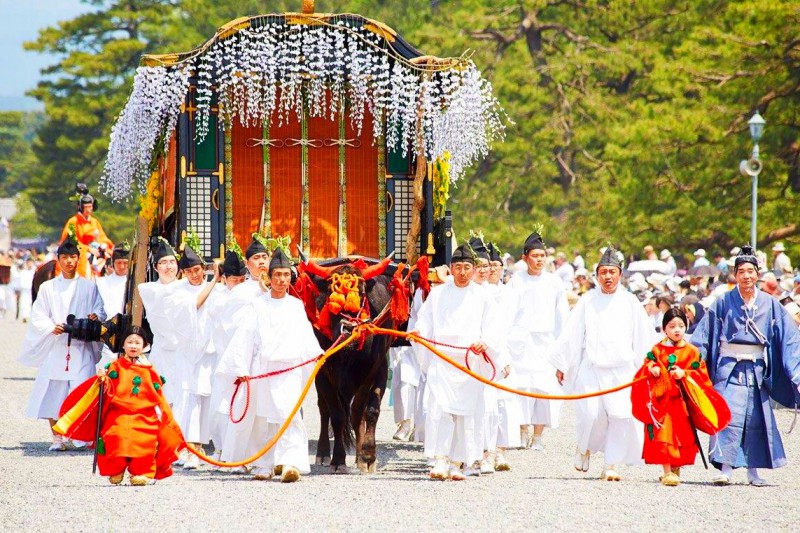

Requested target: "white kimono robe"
[
  {"left": 95, "top": 273, "right": 127, "bottom": 369},
  {"left": 211, "top": 279, "right": 266, "bottom": 455},
  {"left": 19, "top": 275, "right": 105, "bottom": 419},
  {"left": 483, "top": 281, "right": 521, "bottom": 449},
  {"left": 96, "top": 273, "right": 126, "bottom": 317},
  {"left": 507, "top": 270, "right": 570, "bottom": 428},
  {"left": 205, "top": 284, "right": 233, "bottom": 450},
  {"left": 414, "top": 280, "right": 500, "bottom": 464},
  {"left": 217, "top": 293, "right": 321, "bottom": 472},
  {"left": 17, "top": 267, "right": 34, "bottom": 321},
  {"left": 220, "top": 279, "right": 264, "bottom": 342},
  {"left": 138, "top": 279, "right": 180, "bottom": 405},
  {"left": 549, "top": 287, "right": 655, "bottom": 465},
  {"left": 167, "top": 280, "right": 216, "bottom": 444}
]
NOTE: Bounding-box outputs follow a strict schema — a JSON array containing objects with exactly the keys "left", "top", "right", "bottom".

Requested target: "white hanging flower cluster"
[
  {"left": 102, "top": 19, "right": 505, "bottom": 200},
  {"left": 101, "top": 65, "right": 190, "bottom": 200},
  {"left": 432, "top": 66, "right": 506, "bottom": 182}
]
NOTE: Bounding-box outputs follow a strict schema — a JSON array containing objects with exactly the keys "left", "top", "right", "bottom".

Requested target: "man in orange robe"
[{"left": 59, "top": 194, "right": 113, "bottom": 278}]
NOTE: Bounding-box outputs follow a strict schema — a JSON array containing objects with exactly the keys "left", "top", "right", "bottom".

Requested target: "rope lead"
[{"left": 186, "top": 324, "right": 644, "bottom": 468}]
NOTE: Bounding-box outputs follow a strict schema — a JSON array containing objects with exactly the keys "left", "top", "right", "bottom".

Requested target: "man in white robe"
[
  {"left": 218, "top": 248, "right": 321, "bottom": 482},
  {"left": 138, "top": 239, "right": 180, "bottom": 406},
  {"left": 413, "top": 266, "right": 451, "bottom": 450},
  {"left": 17, "top": 258, "right": 35, "bottom": 322},
  {"left": 390, "top": 291, "right": 423, "bottom": 442},
  {"left": 95, "top": 244, "right": 129, "bottom": 369},
  {"left": 206, "top": 250, "right": 247, "bottom": 463},
  {"left": 465, "top": 236, "right": 512, "bottom": 476},
  {"left": 507, "top": 231, "right": 569, "bottom": 451},
  {"left": 483, "top": 242, "right": 520, "bottom": 472},
  {"left": 392, "top": 256, "right": 456, "bottom": 445},
  {"left": 220, "top": 237, "right": 269, "bottom": 340},
  {"left": 549, "top": 245, "right": 654, "bottom": 481},
  {"left": 413, "top": 244, "right": 502, "bottom": 481},
  {"left": 168, "top": 245, "right": 220, "bottom": 470},
  {"left": 18, "top": 238, "right": 105, "bottom": 451},
  {"left": 212, "top": 237, "right": 268, "bottom": 472}
]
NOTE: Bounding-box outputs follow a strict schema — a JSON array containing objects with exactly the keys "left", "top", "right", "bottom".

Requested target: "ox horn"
[
  {"left": 296, "top": 245, "right": 339, "bottom": 278},
  {"left": 302, "top": 259, "right": 338, "bottom": 279},
  {"left": 296, "top": 245, "right": 308, "bottom": 263},
  {"left": 362, "top": 251, "right": 395, "bottom": 280}
]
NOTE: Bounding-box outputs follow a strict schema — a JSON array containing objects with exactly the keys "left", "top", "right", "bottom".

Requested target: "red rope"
[
  {"left": 229, "top": 356, "right": 321, "bottom": 424},
  {"left": 229, "top": 377, "right": 251, "bottom": 424},
  {"left": 228, "top": 334, "right": 346, "bottom": 424},
  {"left": 418, "top": 336, "right": 497, "bottom": 382}
]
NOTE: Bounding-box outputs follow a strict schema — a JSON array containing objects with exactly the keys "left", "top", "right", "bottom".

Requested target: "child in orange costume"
[
  {"left": 632, "top": 308, "right": 714, "bottom": 486},
  {"left": 96, "top": 326, "right": 185, "bottom": 485}
]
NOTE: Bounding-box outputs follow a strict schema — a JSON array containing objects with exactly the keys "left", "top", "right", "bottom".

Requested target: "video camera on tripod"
[{"left": 63, "top": 313, "right": 133, "bottom": 354}]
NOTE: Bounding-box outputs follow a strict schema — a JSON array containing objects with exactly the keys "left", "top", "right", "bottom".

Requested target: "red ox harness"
[{"left": 291, "top": 255, "right": 429, "bottom": 341}]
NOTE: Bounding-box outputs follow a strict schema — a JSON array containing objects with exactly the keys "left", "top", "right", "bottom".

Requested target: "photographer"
[{"left": 17, "top": 237, "right": 106, "bottom": 451}]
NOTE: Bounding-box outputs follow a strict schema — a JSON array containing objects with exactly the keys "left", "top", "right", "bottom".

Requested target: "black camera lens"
[{"left": 64, "top": 316, "right": 103, "bottom": 342}]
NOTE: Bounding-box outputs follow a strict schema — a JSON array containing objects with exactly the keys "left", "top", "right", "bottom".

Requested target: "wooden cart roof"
[{"left": 141, "top": 12, "right": 459, "bottom": 69}]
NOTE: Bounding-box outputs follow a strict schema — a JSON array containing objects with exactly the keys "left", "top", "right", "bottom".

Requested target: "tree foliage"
[
  {"left": 9, "top": 193, "right": 48, "bottom": 239},
  {"left": 0, "top": 111, "right": 42, "bottom": 197},
  {"left": 22, "top": 0, "right": 800, "bottom": 263},
  {"left": 23, "top": 0, "right": 179, "bottom": 241},
  {"left": 0, "top": 111, "right": 48, "bottom": 239},
  {"left": 406, "top": 0, "right": 800, "bottom": 264}
]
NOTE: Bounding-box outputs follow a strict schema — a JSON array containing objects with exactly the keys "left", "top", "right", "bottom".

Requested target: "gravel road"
[{"left": 1, "top": 312, "right": 797, "bottom": 532}]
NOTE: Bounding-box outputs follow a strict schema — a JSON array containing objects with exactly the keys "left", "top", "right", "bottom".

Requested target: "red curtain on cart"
[
  {"left": 269, "top": 116, "right": 303, "bottom": 247},
  {"left": 307, "top": 112, "right": 340, "bottom": 259},
  {"left": 230, "top": 121, "right": 265, "bottom": 248},
  {"left": 345, "top": 112, "right": 379, "bottom": 257}
]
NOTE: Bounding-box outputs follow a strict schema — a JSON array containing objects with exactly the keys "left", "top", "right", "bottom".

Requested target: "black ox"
[{"left": 294, "top": 255, "right": 398, "bottom": 474}]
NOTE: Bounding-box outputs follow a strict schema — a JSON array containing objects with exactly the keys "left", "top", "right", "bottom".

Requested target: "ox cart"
[{"left": 103, "top": 1, "right": 504, "bottom": 472}]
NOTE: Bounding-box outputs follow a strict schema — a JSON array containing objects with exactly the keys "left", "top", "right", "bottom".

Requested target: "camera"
[
  {"left": 63, "top": 313, "right": 133, "bottom": 353},
  {"left": 63, "top": 314, "right": 104, "bottom": 342}
]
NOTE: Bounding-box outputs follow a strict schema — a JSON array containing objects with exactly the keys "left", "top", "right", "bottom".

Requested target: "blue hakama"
[
  {"left": 709, "top": 358, "right": 785, "bottom": 469},
  {"left": 691, "top": 289, "right": 800, "bottom": 470}
]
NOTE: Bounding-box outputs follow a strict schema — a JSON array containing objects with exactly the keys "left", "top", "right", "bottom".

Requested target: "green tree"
[
  {"left": 0, "top": 111, "right": 42, "bottom": 197},
  {"left": 9, "top": 193, "right": 48, "bottom": 239},
  {"left": 425, "top": 1, "right": 800, "bottom": 263},
  {"left": 26, "top": 0, "right": 800, "bottom": 263},
  {"left": 24, "top": 0, "right": 180, "bottom": 241}
]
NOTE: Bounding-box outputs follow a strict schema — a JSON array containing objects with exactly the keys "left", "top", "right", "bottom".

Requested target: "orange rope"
[
  {"left": 186, "top": 323, "right": 645, "bottom": 468},
  {"left": 365, "top": 325, "right": 646, "bottom": 400},
  {"left": 184, "top": 329, "right": 361, "bottom": 468}
]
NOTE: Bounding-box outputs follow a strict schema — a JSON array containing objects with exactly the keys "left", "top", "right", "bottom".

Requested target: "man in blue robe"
[{"left": 691, "top": 245, "right": 800, "bottom": 486}]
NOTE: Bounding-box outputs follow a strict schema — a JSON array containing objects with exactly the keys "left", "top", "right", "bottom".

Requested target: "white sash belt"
[{"left": 720, "top": 341, "right": 765, "bottom": 361}]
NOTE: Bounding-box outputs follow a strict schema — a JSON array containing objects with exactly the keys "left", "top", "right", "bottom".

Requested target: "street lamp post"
[{"left": 739, "top": 111, "right": 765, "bottom": 248}]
